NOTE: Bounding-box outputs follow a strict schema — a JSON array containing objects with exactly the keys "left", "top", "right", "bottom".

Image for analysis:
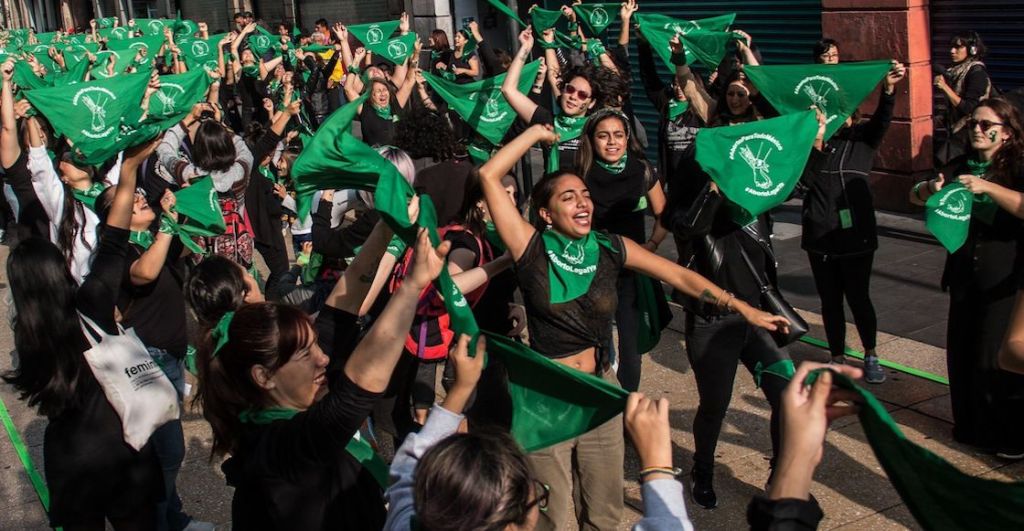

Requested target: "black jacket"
[{"left": 800, "top": 90, "right": 894, "bottom": 257}]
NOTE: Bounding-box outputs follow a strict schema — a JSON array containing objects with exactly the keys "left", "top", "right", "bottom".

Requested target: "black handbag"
[
  {"left": 737, "top": 243, "right": 809, "bottom": 348},
  {"left": 671, "top": 181, "right": 722, "bottom": 239}
]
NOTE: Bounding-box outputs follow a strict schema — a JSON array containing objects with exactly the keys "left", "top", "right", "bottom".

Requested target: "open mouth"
[
  {"left": 573, "top": 211, "right": 591, "bottom": 228},
  {"left": 313, "top": 372, "right": 327, "bottom": 386}
]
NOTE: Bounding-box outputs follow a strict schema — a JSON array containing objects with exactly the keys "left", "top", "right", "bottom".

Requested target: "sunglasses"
[
  {"left": 563, "top": 84, "right": 591, "bottom": 101},
  {"left": 967, "top": 119, "right": 1004, "bottom": 132}
]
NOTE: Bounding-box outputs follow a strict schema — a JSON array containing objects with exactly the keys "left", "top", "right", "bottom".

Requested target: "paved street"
[{"left": 1, "top": 205, "right": 1022, "bottom": 530}]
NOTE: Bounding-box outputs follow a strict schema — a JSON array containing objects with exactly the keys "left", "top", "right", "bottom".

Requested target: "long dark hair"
[
  {"left": 193, "top": 120, "right": 239, "bottom": 173},
  {"left": 194, "top": 302, "right": 314, "bottom": 457},
  {"left": 184, "top": 255, "right": 249, "bottom": 328},
  {"left": 456, "top": 169, "right": 517, "bottom": 235},
  {"left": 528, "top": 170, "right": 580, "bottom": 230},
  {"left": 576, "top": 109, "right": 645, "bottom": 179},
  {"left": 413, "top": 429, "right": 535, "bottom": 531},
  {"left": 2, "top": 237, "right": 87, "bottom": 417},
  {"left": 975, "top": 98, "right": 1024, "bottom": 187},
  {"left": 431, "top": 29, "right": 451, "bottom": 52}
]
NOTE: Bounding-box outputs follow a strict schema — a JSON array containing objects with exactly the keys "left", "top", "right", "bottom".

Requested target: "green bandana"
[
  {"left": 300, "top": 252, "right": 323, "bottom": 285},
  {"left": 554, "top": 112, "right": 587, "bottom": 143},
  {"left": 347, "top": 20, "right": 402, "bottom": 49},
  {"left": 573, "top": 4, "right": 619, "bottom": 36},
  {"left": 258, "top": 165, "right": 276, "bottom": 183},
  {"left": 667, "top": 99, "right": 690, "bottom": 121},
  {"left": 484, "top": 221, "right": 506, "bottom": 253},
  {"left": 371, "top": 103, "right": 394, "bottom": 122},
  {"left": 421, "top": 59, "right": 541, "bottom": 145},
  {"left": 237, "top": 407, "right": 391, "bottom": 488},
  {"left": 695, "top": 110, "right": 818, "bottom": 218},
  {"left": 530, "top": 7, "right": 563, "bottom": 32},
  {"left": 246, "top": 26, "right": 278, "bottom": 58},
  {"left": 744, "top": 61, "right": 892, "bottom": 141},
  {"left": 134, "top": 18, "right": 173, "bottom": 36},
  {"left": 925, "top": 183, "right": 973, "bottom": 253},
  {"left": 144, "top": 69, "right": 213, "bottom": 128},
  {"left": 634, "top": 13, "right": 739, "bottom": 71},
  {"left": 71, "top": 182, "right": 107, "bottom": 211},
  {"left": 165, "top": 176, "right": 227, "bottom": 255},
  {"left": 241, "top": 64, "right": 259, "bottom": 77},
  {"left": 430, "top": 50, "right": 442, "bottom": 62},
  {"left": 180, "top": 34, "right": 227, "bottom": 72},
  {"left": 634, "top": 274, "right": 671, "bottom": 354},
  {"left": 541, "top": 229, "right": 616, "bottom": 303},
  {"left": 753, "top": 358, "right": 796, "bottom": 388},
  {"left": 210, "top": 311, "right": 234, "bottom": 355},
  {"left": 129, "top": 229, "right": 155, "bottom": 250},
  {"left": 487, "top": 0, "right": 529, "bottom": 27},
  {"left": 586, "top": 39, "right": 607, "bottom": 64},
  {"left": 966, "top": 160, "right": 998, "bottom": 225},
  {"left": 366, "top": 32, "right": 417, "bottom": 65},
  {"left": 595, "top": 154, "right": 628, "bottom": 174}
]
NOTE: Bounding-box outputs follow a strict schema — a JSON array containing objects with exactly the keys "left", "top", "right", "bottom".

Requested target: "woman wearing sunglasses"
[
  {"left": 502, "top": 28, "right": 600, "bottom": 172},
  {"left": 801, "top": 54, "right": 906, "bottom": 383},
  {"left": 910, "top": 97, "right": 1024, "bottom": 459}
]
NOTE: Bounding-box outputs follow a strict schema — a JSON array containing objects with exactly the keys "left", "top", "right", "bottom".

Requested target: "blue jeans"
[{"left": 150, "top": 347, "right": 191, "bottom": 531}]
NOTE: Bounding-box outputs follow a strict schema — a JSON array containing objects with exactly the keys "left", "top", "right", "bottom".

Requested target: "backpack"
[{"left": 387, "top": 224, "right": 494, "bottom": 360}]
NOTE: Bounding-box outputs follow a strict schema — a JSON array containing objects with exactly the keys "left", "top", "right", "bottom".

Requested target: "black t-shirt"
[
  {"left": 586, "top": 157, "right": 650, "bottom": 243},
  {"left": 445, "top": 230, "right": 517, "bottom": 335},
  {"left": 359, "top": 100, "right": 398, "bottom": 147},
  {"left": 452, "top": 50, "right": 477, "bottom": 84},
  {"left": 118, "top": 240, "right": 189, "bottom": 357},
  {"left": 530, "top": 105, "right": 581, "bottom": 173},
  {"left": 515, "top": 231, "right": 626, "bottom": 358}
]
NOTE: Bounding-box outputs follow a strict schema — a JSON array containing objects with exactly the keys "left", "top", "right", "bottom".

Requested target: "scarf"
[
  {"left": 967, "top": 158, "right": 999, "bottom": 225},
  {"left": 372, "top": 103, "right": 394, "bottom": 122},
  {"left": 541, "top": 229, "right": 616, "bottom": 303},
  {"left": 258, "top": 165, "right": 277, "bottom": 183},
  {"left": 71, "top": 181, "right": 106, "bottom": 211},
  {"left": 547, "top": 113, "right": 588, "bottom": 172},
  {"left": 129, "top": 229, "right": 155, "bottom": 250},
  {"left": 667, "top": 99, "right": 690, "bottom": 121},
  {"left": 595, "top": 153, "right": 628, "bottom": 175}
]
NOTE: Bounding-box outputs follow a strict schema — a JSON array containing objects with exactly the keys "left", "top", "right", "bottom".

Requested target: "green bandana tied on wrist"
[
  {"left": 71, "top": 182, "right": 107, "bottom": 211},
  {"left": 541, "top": 229, "right": 616, "bottom": 303},
  {"left": 129, "top": 230, "right": 155, "bottom": 250},
  {"left": 595, "top": 153, "right": 627, "bottom": 175},
  {"left": 237, "top": 407, "right": 391, "bottom": 488},
  {"left": 667, "top": 99, "right": 690, "bottom": 121}
]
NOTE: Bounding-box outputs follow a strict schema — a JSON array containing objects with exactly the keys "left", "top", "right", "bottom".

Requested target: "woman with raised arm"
[
  {"left": 909, "top": 97, "right": 1024, "bottom": 459},
  {"left": 478, "top": 124, "right": 788, "bottom": 529},
  {"left": 2, "top": 138, "right": 163, "bottom": 530},
  {"left": 344, "top": 43, "right": 419, "bottom": 147}
]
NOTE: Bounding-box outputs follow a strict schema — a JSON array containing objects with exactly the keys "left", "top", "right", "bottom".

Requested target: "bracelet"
[{"left": 639, "top": 466, "right": 682, "bottom": 480}]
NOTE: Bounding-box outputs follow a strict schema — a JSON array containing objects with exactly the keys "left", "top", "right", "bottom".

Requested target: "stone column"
[
  {"left": 822, "top": 0, "right": 933, "bottom": 212},
  {"left": 412, "top": 0, "right": 454, "bottom": 41}
]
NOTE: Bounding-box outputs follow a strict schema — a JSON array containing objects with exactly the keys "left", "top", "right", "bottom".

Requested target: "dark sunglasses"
[
  {"left": 563, "top": 84, "right": 591, "bottom": 101},
  {"left": 525, "top": 480, "right": 550, "bottom": 513},
  {"left": 966, "top": 119, "right": 1004, "bottom": 132}
]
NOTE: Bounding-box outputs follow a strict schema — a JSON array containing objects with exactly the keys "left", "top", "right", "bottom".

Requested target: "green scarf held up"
[
  {"left": 925, "top": 183, "right": 973, "bottom": 253},
  {"left": 129, "top": 230, "right": 155, "bottom": 250},
  {"left": 966, "top": 159, "right": 998, "bottom": 225},
  {"left": 667, "top": 99, "right": 690, "bottom": 121},
  {"left": 237, "top": 407, "right": 391, "bottom": 489},
  {"left": 586, "top": 39, "right": 607, "bottom": 64},
  {"left": 530, "top": 7, "right": 563, "bottom": 32},
  {"left": 71, "top": 182, "right": 106, "bottom": 211},
  {"left": 595, "top": 154, "right": 628, "bottom": 175},
  {"left": 573, "top": 3, "right": 619, "bottom": 36},
  {"left": 487, "top": 0, "right": 529, "bottom": 27},
  {"left": 541, "top": 229, "right": 616, "bottom": 304},
  {"left": 347, "top": 20, "right": 402, "bottom": 49},
  {"left": 366, "top": 32, "right": 417, "bottom": 65},
  {"left": 161, "top": 176, "right": 228, "bottom": 255},
  {"left": 634, "top": 13, "right": 739, "bottom": 71}
]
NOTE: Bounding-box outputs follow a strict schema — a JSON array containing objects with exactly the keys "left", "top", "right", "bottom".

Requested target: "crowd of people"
[{"left": 0, "top": 2, "right": 1022, "bottom": 530}]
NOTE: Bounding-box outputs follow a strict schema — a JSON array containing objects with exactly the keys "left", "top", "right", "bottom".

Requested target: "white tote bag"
[{"left": 80, "top": 314, "right": 180, "bottom": 451}]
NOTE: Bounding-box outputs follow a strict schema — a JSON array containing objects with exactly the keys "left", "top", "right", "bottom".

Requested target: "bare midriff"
[{"left": 554, "top": 347, "right": 598, "bottom": 374}]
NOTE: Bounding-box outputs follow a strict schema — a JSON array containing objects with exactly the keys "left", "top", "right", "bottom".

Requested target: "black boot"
[{"left": 690, "top": 465, "right": 717, "bottom": 509}]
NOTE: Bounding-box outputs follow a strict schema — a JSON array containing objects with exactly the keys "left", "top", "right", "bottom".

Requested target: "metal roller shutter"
[
  {"left": 930, "top": 0, "right": 1024, "bottom": 93},
  {"left": 253, "top": 0, "right": 287, "bottom": 26},
  {"left": 546, "top": 0, "right": 822, "bottom": 160},
  {"left": 297, "top": 0, "right": 391, "bottom": 31},
  {"left": 180, "top": 0, "right": 232, "bottom": 34}
]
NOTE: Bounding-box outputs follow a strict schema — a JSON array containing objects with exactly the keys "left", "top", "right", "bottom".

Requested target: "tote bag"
[{"left": 80, "top": 314, "right": 180, "bottom": 450}]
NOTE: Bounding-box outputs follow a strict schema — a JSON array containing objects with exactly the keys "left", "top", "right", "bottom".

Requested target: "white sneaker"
[{"left": 184, "top": 520, "right": 216, "bottom": 531}]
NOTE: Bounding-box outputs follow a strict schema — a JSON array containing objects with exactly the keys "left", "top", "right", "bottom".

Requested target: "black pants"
[
  {"left": 685, "top": 312, "right": 788, "bottom": 474},
  {"left": 615, "top": 270, "right": 643, "bottom": 392},
  {"left": 808, "top": 252, "right": 877, "bottom": 358}
]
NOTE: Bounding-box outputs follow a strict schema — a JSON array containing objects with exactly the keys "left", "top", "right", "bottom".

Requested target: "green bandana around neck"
[
  {"left": 71, "top": 181, "right": 107, "bottom": 211},
  {"left": 372, "top": 103, "right": 395, "bottom": 122},
  {"left": 541, "top": 229, "right": 616, "bottom": 303},
  {"left": 966, "top": 158, "right": 992, "bottom": 176},
  {"left": 237, "top": 407, "right": 391, "bottom": 488},
  {"left": 925, "top": 183, "right": 973, "bottom": 253},
  {"left": 595, "top": 153, "right": 628, "bottom": 175},
  {"left": 258, "top": 165, "right": 277, "bottom": 183},
  {"left": 130, "top": 229, "right": 155, "bottom": 250},
  {"left": 667, "top": 99, "right": 690, "bottom": 121},
  {"left": 966, "top": 158, "right": 998, "bottom": 225},
  {"left": 484, "top": 221, "right": 506, "bottom": 253},
  {"left": 554, "top": 112, "right": 587, "bottom": 143},
  {"left": 241, "top": 64, "right": 259, "bottom": 77}
]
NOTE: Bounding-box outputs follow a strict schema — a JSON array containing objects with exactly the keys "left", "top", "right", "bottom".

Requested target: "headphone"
[{"left": 970, "top": 45, "right": 978, "bottom": 56}]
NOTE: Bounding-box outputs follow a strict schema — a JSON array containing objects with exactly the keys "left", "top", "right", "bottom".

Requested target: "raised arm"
[
  {"left": 395, "top": 41, "right": 422, "bottom": 109},
  {"left": 479, "top": 125, "right": 556, "bottom": 259},
  {"left": 672, "top": 37, "right": 713, "bottom": 123},
  {"left": 734, "top": 31, "right": 759, "bottom": 67},
  {"left": 1000, "top": 290, "right": 1024, "bottom": 375},
  {"left": 618, "top": 0, "right": 638, "bottom": 47},
  {"left": 502, "top": 28, "right": 541, "bottom": 123},
  {"left": 333, "top": 23, "right": 353, "bottom": 70},
  {"left": 1, "top": 60, "right": 20, "bottom": 168}
]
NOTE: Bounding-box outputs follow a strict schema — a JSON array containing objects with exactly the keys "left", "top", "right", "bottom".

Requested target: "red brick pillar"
[{"left": 822, "top": 0, "right": 933, "bottom": 212}]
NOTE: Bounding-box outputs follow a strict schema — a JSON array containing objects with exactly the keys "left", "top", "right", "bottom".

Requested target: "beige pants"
[{"left": 528, "top": 371, "right": 625, "bottom": 531}]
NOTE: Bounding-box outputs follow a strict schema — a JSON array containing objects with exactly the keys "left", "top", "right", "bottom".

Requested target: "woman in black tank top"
[{"left": 478, "top": 124, "right": 790, "bottom": 530}]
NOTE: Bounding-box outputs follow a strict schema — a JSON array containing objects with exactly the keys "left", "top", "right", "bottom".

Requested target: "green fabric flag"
[
  {"left": 347, "top": 20, "right": 401, "bottom": 49},
  {"left": 421, "top": 60, "right": 541, "bottom": 145},
  {"left": 365, "top": 32, "right": 416, "bottom": 65},
  {"left": 825, "top": 370, "right": 1024, "bottom": 530},
  {"left": 35, "top": 32, "right": 59, "bottom": 45},
  {"left": 695, "top": 110, "right": 818, "bottom": 217},
  {"left": 96, "top": 17, "right": 117, "bottom": 29},
  {"left": 61, "top": 42, "right": 100, "bottom": 71},
  {"left": 89, "top": 50, "right": 139, "bottom": 79},
  {"left": 135, "top": 19, "right": 174, "bottom": 37},
  {"left": 23, "top": 43, "right": 59, "bottom": 75},
  {"left": 145, "top": 69, "right": 212, "bottom": 126},
  {"left": 166, "top": 176, "right": 227, "bottom": 254},
  {"left": 925, "top": 183, "right": 973, "bottom": 253},
  {"left": 486, "top": 0, "right": 528, "bottom": 27},
  {"left": 753, "top": 359, "right": 795, "bottom": 387},
  {"left": 634, "top": 274, "right": 671, "bottom": 354},
  {"left": 419, "top": 195, "right": 481, "bottom": 345},
  {"left": 247, "top": 26, "right": 278, "bottom": 58},
  {"left": 106, "top": 34, "right": 166, "bottom": 58},
  {"left": 573, "top": 4, "right": 619, "bottom": 36},
  {"left": 530, "top": 7, "right": 563, "bottom": 32},
  {"left": 53, "top": 59, "right": 91, "bottom": 86},
  {"left": 635, "top": 13, "right": 738, "bottom": 70},
  {"left": 13, "top": 61, "right": 50, "bottom": 91},
  {"left": 744, "top": 61, "right": 891, "bottom": 141},
  {"left": 176, "top": 18, "right": 199, "bottom": 38},
  {"left": 483, "top": 332, "right": 628, "bottom": 452},
  {"left": 7, "top": 29, "right": 29, "bottom": 51},
  {"left": 237, "top": 407, "right": 391, "bottom": 489},
  {"left": 104, "top": 26, "right": 132, "bottom": 41},
  {"left": 23, "top": 72, "right": 156, "bottom": 165},
  {"left": 179, "top": 34, "right": 227, "bottom": 72}
]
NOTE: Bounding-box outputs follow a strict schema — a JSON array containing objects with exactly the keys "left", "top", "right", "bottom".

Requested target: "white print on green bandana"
[
  {"left": 255, "top": 35, "right": 271, "bottom": 49},
  {"left": 191, "top": 40, "right": 210, "bottom": 57},
  {"left": 794, "top": 76, "right": 840, "bottom": 125},
  {"left": 590, "top": 7, "right": 610, "bottom": 27},
  {"left": 664, "top": 20, "right": 700, "bottom": 35},
  {"left": 469, "top": 91, "right": 507, "bottom": 123},
  {"left": 549, "top": 238, "right": 591, "bottom": 270},
  {"left": 730, "top": 133, "right": 786, "bottom": 197},
  {"left": 206, "top": 185, "right": 219, "bottom": 212},
  {"left": 203, "top": 60, "right": 219, "bottom": 71},
  {"left": 387, "top": 39, "right": 408, "bottom": 58},
  {"left": 447, "top": 281, "right": 469, "bottom": 307},
  {"left": 73, "top": 87, "right": 117, "bottom": 139},
  {"left": 112, "top": 27, "right": 127, "bottom": 39},
  {"left": 148, "top": 20, "right": 164, "bottom": 34},
  {"left": 934, "top": 187, "right": 971, "bottom": 221},
  {"left": 366, "top": 25, "right": 385, "bottom": 45},
  {"left": 155, "top": 82, "right": 185, "bottom": 116}
]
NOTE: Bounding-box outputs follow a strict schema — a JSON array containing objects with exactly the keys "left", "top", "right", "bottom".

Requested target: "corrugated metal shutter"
[
  {"left": 180, "top": 0, "right": 231, "bottom": 34},
  {"left": 297, "top": 0, "right": 391, "bottom": 31},
  {"left": 253, "top": 0, "right": 287, "bottom": 25},
  {"left": 546, "top": 0, "right": 822, "bottom": 160},
  {"left": 930, "top": 0, "right": 1024, "bottom": 93}
]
